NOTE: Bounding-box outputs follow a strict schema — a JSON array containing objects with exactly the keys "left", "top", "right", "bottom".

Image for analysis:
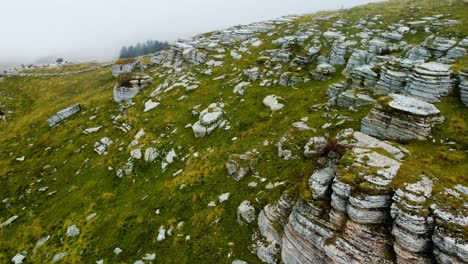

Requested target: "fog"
[{"left": 0, "top": 0, "right": 383, "bottom": 68}]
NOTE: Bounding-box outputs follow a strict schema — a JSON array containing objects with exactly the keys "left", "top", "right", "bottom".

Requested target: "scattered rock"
[
  {"left": 263, "top": 95, "right": 284, "bottom": 111},
  {"left": 66, "top": 224, "right": 80, "bottom": 237},
  {"left": 226, "top": 149, "right": 260, "bottom": 181},
  {"left": 47, "top": 104, "right": 80, "bottom": 127},
  {"left": 237, "top": 200, "right": 256, "bottom": 224}
]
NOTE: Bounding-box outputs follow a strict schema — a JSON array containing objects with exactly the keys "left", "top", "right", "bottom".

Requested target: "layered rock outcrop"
[
  {"left": 404, "top": 62, "right": 453, "bottom": 102},
  {"left": 375, "top": 65, "right": 408, "bottom": 94},
  {"left": 361, "top": 94, "right": 444, "bottom": 141},
  {"left": 391, "top": 176, "right": 434, "bottom": 264},
  {"left": 256, "top": 131, "right": 467, "bottom": 264},
  {"left": 460, "top": 70, "right": 468, "bottom": 107}
]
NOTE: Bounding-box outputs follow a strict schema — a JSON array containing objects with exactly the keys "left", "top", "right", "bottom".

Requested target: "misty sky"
[{"left": 1, "top": 0, "right": 382, "bottom": 64}]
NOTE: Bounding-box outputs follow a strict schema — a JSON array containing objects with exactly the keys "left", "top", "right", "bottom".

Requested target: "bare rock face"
[
  {"left": 336, "top": 91, "right": 376, "bottom": 108},
  {"left": 258, "top": 194, "right": 295, "bottom": 245},
  {"left": 431, "top": 186, "right": 468, "bottom": 264},
  {"left": 459, "top": 70, "right": 468, "bottom": 107},
  {"left": 329, "top": 40, "right": 356, "bottom": 66},
  {"left": 279, "top": 72, "right": 307, "bottom": 87},
  {"left": 281, "top": 197, "right": 334, "bottom": 264},
  {"left": 361, "top": 94, "right": 444, "bottom": 141},
  {"left": 226, "top": 149, "right": 260, "bottom": 181},
  {"left": 344, "top": 50, "right": 373, "bottom": 76},
  {"left": 324, "top": 143, "right": 402, "bottom": 264},
  {"left": 47, "top": 104, "right": 81, "bottom": 127},
  {"left": 391, "top": 176, "right": 434, "bottom": 264},
  {"left": 258, "top": 131, "right": 467, "bottom": 264},
  {"left": 404, "top": 62, "right": 453, "bottom": 103},
  {"left": 151, "top": 41, "right": 207, "bottom": 67}
]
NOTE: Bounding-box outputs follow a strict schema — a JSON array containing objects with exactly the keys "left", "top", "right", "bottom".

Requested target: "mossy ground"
[{"left": 0, "top": 0, "right": 467, "bottom": 263}]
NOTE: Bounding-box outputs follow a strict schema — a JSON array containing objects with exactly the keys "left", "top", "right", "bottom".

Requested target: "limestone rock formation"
[
  {"left": 192, "top": 103, "right": 224, "bottom": 137},
  {"left": 406, "top": 46, "right": 431, "bottom": 62},
  {"left": 361, "top": 94, "right": 444, "bottom": 141},
  {"left": 225, "top": 149, "right": 260, "bottom": 181},
  {"left": 263, "top": 95, "right": 285, "bottom": 111},
  {"left": 404, "top": 62, "right": 453, "bottom": 102},
  {"left": 375, "top": 65, "right": 408, "bottom": 94},
  {"left": 47, "top": 103, "right": 81, "bottom": 127},
  {"left": 113, "top": 75, "right": 152, "bottom": 103},
  {"left": 311, "top": 63, "right": 336, "bottom": 81},
  {"left": 460, "top": 70, "right": 468, "bottom": 107},
  {"left": 279, "top": 72, "right": 308, "bottom": 87},
  {"left": 336, "top": 91, "right": 376, "bottom": 108},
  {"left": 111, "top": 60, "right": 140, "bottom": 77},
  {"left": 237, "top": 200, "right": 256, "bottom": 225},
  {"left": 258, "top": 193, "right": 295, "bottom": 245},
  {"left": 391, "top": 176, "right": 434, "bottom": 263}
]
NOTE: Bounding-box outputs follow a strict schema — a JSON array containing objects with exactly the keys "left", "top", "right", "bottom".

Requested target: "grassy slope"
[{"left": 0, "top": 0, "right": 467, "bottom": 263}]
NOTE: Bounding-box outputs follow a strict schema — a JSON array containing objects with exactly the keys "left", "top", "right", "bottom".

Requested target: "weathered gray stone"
[
  {"left": 192, "top": 103, "right": 224, "bottom": 137},
  {"left": 66, "top": 224, "right": 80, "bottom": 237},
  {"left": 336, "top": 91, "right": 376, "bottom": 108},
  {"left": 391, "top": 176, "right": 434, "bottom": 263},
  {"left": 258, "top": 194, "right": 295, "bottom": 245},
  {"left": 311, "top": 63, "right": 335, "bottom": 81},
  {"left": 263, "top": 95, "right": 284, "bottom": 111},
  {"left": 406, "top": 46, "right": 431, "bottom": 62},
  {"left": 375, "top": 65, "right": 408, "bottom": 94},
  {"left": 111, "top": 60, "right": 140, "bottom": 77},
  {"left": 309, "top": 166, "right": 336, "bottom": 199},
  {"left": 237, "top": 200, "right": 256, "bottom": 224},
  {"left": 226, "top": 149, "right": 260, "bottom": 181},
  {"left": 459, "top": 71, "right": 468, "bottom": 107},
  {"left": 404, "top": 62, "right": 453, "bottom": 102},
  {"left": 47, "top": 104, "right": 80, "bottom": 127},
  {"left": 361, "top": 94, "right": 444, "bottom": 141},
  {"left": 425, "top": 36, "right": 457, "bottom": 58}
]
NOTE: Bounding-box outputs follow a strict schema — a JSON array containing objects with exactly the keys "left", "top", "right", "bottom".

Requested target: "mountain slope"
[{"left": 0, "top": 0, "right": 467, "bottom": 263}]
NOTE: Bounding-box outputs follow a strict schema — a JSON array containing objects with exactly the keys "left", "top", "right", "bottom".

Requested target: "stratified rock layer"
[
  {"left": 404, "top": 62, "right": 453, "bottom": 103},
  {"left": 361, "top": 94, "right": 444, "bottom": 141},
  {"left": 460, "top": 71, "right": 468, "bottom": 107}
]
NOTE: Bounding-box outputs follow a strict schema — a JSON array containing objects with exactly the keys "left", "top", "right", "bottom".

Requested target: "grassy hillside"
[{"left": 0, "top": 0, "right": 467, "bottom": 263}]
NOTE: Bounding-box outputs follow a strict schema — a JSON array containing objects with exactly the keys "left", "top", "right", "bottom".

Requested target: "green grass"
[{"left": 0, "top": 0, "right": 467, "bottom": 263}]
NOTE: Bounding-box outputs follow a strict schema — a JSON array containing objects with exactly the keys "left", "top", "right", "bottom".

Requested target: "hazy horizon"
[{"left": 1, "top": 0, "right": 383, "bottom": 69}]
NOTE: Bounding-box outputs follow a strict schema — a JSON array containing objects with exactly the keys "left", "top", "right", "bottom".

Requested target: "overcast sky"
[{"left": 0, "top": 0, "right": 382, "bottom": 66}]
